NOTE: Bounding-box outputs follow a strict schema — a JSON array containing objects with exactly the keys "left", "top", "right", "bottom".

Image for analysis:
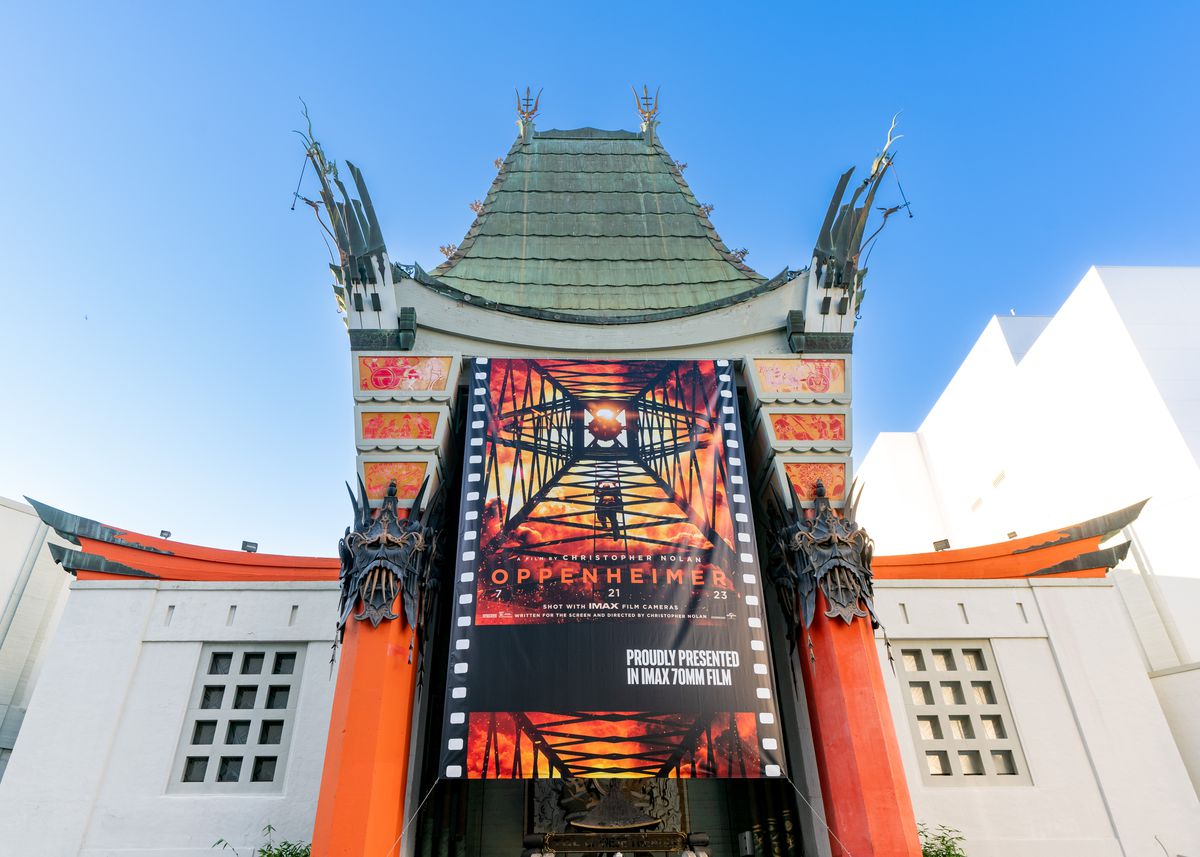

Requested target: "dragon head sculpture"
[
  {"left": 337, "top": 477, "right": 438, "bottom": 641},
  {"left": 774, "top": 479, "right": 877, "bottom": 632}
]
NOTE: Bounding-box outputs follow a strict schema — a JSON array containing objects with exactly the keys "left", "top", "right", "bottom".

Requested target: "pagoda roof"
[{"left": 427, "top": 127, "right": 777, "bottom": 322}]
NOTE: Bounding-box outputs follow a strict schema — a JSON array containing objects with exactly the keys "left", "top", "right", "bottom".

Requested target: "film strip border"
[
  {"left": 716, "top": 360, "right": 784, "bottom": 777},
  {"left": 441, "top": 357, "right": 491, "bottom": 778},
  {"left": 440, "top": 358, "right": 785, "bottom": 778}
]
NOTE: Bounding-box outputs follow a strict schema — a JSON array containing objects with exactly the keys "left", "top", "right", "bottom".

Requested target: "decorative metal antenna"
[
  {"left": 871, "top": 112, "right": 904, "bottom": 177},
  {"left": 632, "top": 84, "right": 660, "bottom": 124},
  {"left": 515, "top": 86, "right": 542, "bottom": 123},
  {"left": 515, "top": 86, "right": 542, "bottom": 143},
  {"left": 632, "top": 84, "right": 661, "bottom": 144}
]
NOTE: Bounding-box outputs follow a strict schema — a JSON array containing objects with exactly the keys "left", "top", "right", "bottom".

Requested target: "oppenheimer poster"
[{"left": 439, "top": 358, "right": 785, "bottom": 779}]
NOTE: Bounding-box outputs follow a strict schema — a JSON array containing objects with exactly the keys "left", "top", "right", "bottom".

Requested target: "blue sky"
[{"left": 1, "top": 2, "right": 1196, "bottom": 555}]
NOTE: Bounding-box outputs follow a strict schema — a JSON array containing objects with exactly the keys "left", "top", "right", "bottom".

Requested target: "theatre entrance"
[{"left": 411, "top": 778, "right": 813, "bottom": 857}]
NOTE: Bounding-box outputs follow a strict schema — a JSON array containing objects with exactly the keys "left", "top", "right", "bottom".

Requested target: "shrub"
[
  {"left": 918, "top": 823, "right": 967, "bottom": 857},
  {"left": 213, "top": 824, "right": 311, "bottom": 857}
]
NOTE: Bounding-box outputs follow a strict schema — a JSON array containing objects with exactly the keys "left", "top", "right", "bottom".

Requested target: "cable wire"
[
  {"left": 785, "top": 774, "right": 856, "bottom": 857},
  {"left": 380, "top": 778, "right": 442, "bottom": 857}
]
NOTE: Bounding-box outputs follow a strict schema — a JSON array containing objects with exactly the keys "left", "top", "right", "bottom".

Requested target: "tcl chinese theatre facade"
[{"left": 2, "top": 95, "right": 1197, "bottom": 857}]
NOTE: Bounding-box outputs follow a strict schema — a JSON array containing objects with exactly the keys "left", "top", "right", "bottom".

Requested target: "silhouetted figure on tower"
[{"left": 595, "top": 480, "right": 623, "bottom": 541}]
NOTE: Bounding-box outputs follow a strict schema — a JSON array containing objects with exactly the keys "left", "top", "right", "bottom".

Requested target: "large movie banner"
[{"left": 440, "top": 359, "right": 785, "bottom": 779}]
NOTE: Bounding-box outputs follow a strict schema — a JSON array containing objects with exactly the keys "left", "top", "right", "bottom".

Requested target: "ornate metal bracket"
[{"left": 772, "top": 480, "right": 878, "bottom": 634}]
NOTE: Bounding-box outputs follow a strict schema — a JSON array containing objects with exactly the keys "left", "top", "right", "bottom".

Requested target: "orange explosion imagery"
[
  {"left": 467, "top": 711, "right": 763, "bottom": 778},
  {"left": 471, "top": 360, "right": 740, "bottom": 625}
]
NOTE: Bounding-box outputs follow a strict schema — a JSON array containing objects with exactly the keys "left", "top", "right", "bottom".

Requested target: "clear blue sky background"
[{"left": 1, "top": 2, "right": 1196, "bottom": 555}]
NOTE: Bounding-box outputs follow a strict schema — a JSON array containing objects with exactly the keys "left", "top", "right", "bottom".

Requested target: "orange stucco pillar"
[
  {"left": 311, "top": 617, "right": 421, "bottom": 857},
  {"left": 797, "top": 592, "right": 921, "bottom": 857}
]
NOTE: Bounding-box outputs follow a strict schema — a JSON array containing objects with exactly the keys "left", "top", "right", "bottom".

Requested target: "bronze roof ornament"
[
  {"left": 516, "top": 86, "right": 542, "bottom": 142},
  {"left": 632, "top": 84, "right": 661, "bottom": 143}
]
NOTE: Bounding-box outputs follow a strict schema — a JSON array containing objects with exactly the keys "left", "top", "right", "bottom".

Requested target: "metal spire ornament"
[
  {"left": 632, "top": 84, "right": 661, "bottom": 144},
  {"left": 516, "top": 86, "right": 542, "bottom": 142}
]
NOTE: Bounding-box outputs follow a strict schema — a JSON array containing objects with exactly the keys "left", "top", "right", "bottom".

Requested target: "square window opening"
[
  {"left": 940, "top": 681, "right": 965, "bottom": 705},
  {"left": 963, "top": 648, "right": 987, "bottom": 670},
  {"left": 252, "top": 756, "right": 278, "bottom": 783},
  {"left": 972, "top": 681, "right": 997, "bottom": 705},
  {"left": 260, "top": 721, "right": 284, "bottom": 745},
  {"left": 981, "top": 715, "right": 1007, "bottom": 739},
  {"left": 200, "top": 686, "right": 224, "bottom": 710},
  {"left": 959, "top": 750, "right": 984, "bottom": 775},
  {"left": 226, "top": 721, "right": 250, "bottom": 745},
  {"left": 917, "top": 716, "right": 942, "bottom": 740},
  {"left": 910, "top": 682, "right": 933, "bottom": 705},
  {"left": 926, "top": 751, "right": 951, "bottom": 776},
  {"left": 932, "top": 649, "right": 956, "bottom": 672},
  {"left": 266, "top": 686, "right": 291, "bottom": 709},
  {"left": 992, "top": 750, "right": 1018, "bottom": 775},
  {"left": 948, "top": 715, "right": 975, "bottom": 740},
  {"left": 217, "top": 756, "right": 243, "bottom": 783},
  {"left": 182, "top": 757, "right": 208, "bottom": 783}
]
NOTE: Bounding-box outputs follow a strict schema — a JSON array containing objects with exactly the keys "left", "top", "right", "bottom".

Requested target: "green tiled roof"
[{"left": 427, "top": 127, "right": 773, "bottom": 321}]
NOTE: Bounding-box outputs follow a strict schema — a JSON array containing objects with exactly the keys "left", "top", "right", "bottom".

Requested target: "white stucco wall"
[
  {"left": 857, "top": 267, "right": 1200, "bottom": 572},
  {"left": 856, "top": 266, "right": 1200, "bottom": 816},
  {"left": 0, "top": 579, "right": 338, "bottom": 856},
  {"left": 874, "top": 578, "right": 1200, "bottom": 857},
  {"left": 0, "top": 496, "right": 70, "bottom": 779}
]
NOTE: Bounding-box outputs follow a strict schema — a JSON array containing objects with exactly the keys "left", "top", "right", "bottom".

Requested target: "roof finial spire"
[
  {"left": 632, "top": 84, "right": 660, "bottom": 145},
  {"left": 515, "top": 86, "right": 541, "bottom": 144},
  {"left": 871, "top": 112, "right": 903, "bottom": 176}
]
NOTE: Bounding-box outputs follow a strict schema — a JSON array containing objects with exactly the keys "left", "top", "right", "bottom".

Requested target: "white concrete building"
[
  {"left": 857, "top": 267, "right": 1200, "bottom": 573},
  {"left": 0, "top": 575, "right": 336, "bottom": 854},
  {"left": 857, "top": 266, "right": 1200, "bottom": 845},
  {"left": 0, "top": 495, "right": 70, "bottom": 779}
]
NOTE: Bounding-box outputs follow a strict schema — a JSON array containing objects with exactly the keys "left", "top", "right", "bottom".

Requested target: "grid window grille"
[
  {"left": 170, "top": 643, "right": 304, "bottom": 793},
  {"left": 897, "top": 640, "right": 1029, "bottom": 785}
]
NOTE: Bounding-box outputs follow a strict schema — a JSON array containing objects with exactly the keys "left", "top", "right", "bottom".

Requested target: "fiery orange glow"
[
  {"left": 466, "top": 711, "right": 762, "bottom": 778},
  {"left": 474, "top": 360, "right": 738, "bottom": 625}
]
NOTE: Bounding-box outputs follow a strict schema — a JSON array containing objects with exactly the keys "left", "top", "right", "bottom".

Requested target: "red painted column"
[
  {"left": 311, "top": 617, "right": 421, "bottom": 857},
  {"left": 797, "top": 591, "right": 921, "bottom": 857}
]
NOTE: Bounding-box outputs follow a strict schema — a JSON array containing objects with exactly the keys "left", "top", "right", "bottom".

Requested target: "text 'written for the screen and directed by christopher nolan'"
[{"left": 626, "top": 648, "right": 741, "bottom": 686}]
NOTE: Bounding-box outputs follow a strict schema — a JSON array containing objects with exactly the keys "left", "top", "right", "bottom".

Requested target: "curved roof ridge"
[{"left": 647, "top": 138, "right": 760, "bottom": 278}]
